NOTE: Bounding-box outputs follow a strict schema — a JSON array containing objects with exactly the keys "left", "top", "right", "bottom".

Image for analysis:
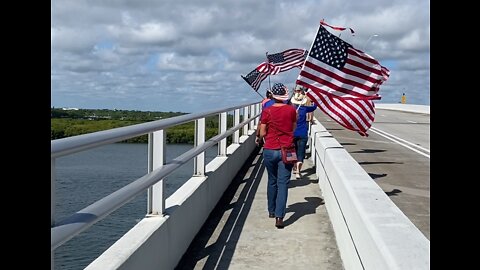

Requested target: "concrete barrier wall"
[
  {"left": 86, "top": 131, "right": 257, "bottom": 270},
  {"left": 310, "top": 121, "right": 430, "bottom": 270}
]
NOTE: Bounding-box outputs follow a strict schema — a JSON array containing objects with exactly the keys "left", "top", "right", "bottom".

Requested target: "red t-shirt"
[{"left": 261, "top": 104, "right": 297, "bottom": 149}]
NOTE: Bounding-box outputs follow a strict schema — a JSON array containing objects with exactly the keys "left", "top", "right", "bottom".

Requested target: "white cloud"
[{"left": 52, "top": 0, "right": 430, "bottom": 112}]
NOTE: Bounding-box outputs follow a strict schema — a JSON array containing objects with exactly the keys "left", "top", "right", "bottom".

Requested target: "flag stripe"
[
  {"left": 300, "top": 52, "right": 387, "bottom": 97},
  {"left": 266, "top": 48, "right": 307, "bottom": 75},
  {"left": 252, "top": 72, "right": 268, "bottom": 90},
  {"left": 308, "top": 90, "right": 359, "bottom": 131},
  {"left": 307, "top": 90, "right": 374, "bottom": 134},
  {"left": 257, "top": 62, "right": 275, "bottom": 73},
  {"left": 347, "top": 55, "right": 383, "bottom": 77},
  {"left": 304, "top": 60, "right": 378, "bottom": 93},
  {"left": 241, "top": 68, "right": 269, "bottom": 91},
  {"left": 300, "top": 62, "right": 381, "bottom": 98}
]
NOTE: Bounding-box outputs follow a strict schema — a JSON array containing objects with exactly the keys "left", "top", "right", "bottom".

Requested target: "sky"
[{"left": 51, "top": 0, "right": 430, "bottom": 113}]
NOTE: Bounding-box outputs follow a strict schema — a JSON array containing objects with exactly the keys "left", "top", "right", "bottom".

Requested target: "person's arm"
[
  {"left": 307, "top": 103, "right": 317, "bottom": 123},
  {"left": 307, "top": 103, "right": 317, "bottom": 112},
  {"left": 256, "top": 110, "right": 265, "bottom": 138},
  {"left": 256, "top": 123, "right": 267, "bottom": 145},
  {"left": 256, "top": 120, "right": 262, "bottom": 137}
]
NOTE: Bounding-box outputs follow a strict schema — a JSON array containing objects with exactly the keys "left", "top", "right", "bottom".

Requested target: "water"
[{"left": 53, "top": 143, "right": 218, "bottom": 270}]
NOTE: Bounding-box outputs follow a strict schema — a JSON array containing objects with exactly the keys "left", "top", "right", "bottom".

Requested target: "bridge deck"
[{"left": 176, "top": 147, "right": 344, "bottom": 269}]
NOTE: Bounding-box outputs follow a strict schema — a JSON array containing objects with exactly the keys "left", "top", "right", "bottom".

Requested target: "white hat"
[{"left": 291, "top": 92, "right": 307, "bottom": 105}]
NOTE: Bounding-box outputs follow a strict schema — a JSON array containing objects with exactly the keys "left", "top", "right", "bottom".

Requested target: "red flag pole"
[
  {"left": 265, "top": 51, "right": 271, "bottom": 91},
  {"left": 320, "top": 19, "right": 355, "bottom": 37}
]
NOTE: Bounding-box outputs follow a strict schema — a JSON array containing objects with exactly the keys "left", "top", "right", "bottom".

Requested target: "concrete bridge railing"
[
  {"left": 86, "top": 131, "right": 258, "bottom": 270},
  {"left": 51, "top": 101, "right": 261, "bottom": 270},
  {"left": 309, "top": 118, "right": 430, "bottom": 270}
]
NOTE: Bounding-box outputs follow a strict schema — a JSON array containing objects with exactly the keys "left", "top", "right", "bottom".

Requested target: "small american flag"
[
  {"left": 241, "top": 68, "right": 269, "bottom": 91},
  {"left": 297, "top": 24, "right": 390, "bottom": 136},
  {"left": 266, "top": 49, "right": 308, "bottom": 75}
]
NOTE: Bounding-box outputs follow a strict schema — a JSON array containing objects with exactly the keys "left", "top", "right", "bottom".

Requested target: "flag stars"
[{"left": 311, "top": 25, "right": 350, "bottom": 69}]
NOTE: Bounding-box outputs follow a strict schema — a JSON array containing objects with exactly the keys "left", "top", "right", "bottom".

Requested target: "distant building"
[{"left": 62, "top": 107, "right": 79, "bottom": 111}]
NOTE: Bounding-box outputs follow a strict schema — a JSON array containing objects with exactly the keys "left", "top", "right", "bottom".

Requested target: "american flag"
[
  {"left": 297, "top": 24, "right": 390, "bottom": 136},
  {"left": 266, "top": 49, "right": 308, "bottom": 75},
  {"left": 241, "top": 68, "right": 269, "bottom": 91}
]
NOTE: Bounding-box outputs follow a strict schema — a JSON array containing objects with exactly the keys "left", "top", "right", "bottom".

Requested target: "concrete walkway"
[{"left": 176, "top": 147, "right": 343, "bottom": 269}]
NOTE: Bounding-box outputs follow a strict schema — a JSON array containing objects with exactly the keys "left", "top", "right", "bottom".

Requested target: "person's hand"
[{"left": 256, "top": 136, "right": 264, "bottom": 147}]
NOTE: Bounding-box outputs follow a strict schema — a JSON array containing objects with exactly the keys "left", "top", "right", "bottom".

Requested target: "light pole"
[{"left": 363, "top": 34, "right": 379, "bottom": 51}]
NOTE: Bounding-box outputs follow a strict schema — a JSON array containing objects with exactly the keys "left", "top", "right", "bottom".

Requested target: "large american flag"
[
  {"left": 241, "top": 67, "right": 269, "bottom": 91},
  {"left": 266, "top": 49, "right": 308, "bottom": 75},
  {"left": 297, "top": 24, "right": 390, "bottom": 136}
]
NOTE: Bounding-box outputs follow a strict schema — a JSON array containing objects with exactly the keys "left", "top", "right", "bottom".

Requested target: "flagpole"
[
  {"left": 265, "top": 51, "right": 271, "bottom": 91},
  {"left": 255, "top": 90, "right": 264, "bottom": 99}
]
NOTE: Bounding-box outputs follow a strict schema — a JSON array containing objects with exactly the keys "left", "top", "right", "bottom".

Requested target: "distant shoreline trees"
[{"left": 51, "top": 108, "right": 233, "bottom": 144}]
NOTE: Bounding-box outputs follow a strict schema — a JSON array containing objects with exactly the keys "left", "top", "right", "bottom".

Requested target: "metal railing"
[{"left": 51, "top": 102, "right": 261, "bottom": 268}]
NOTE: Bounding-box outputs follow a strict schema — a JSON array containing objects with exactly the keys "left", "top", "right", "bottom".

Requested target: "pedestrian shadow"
[
  {"left": 340, "top": 142, "right": 356, "bottom": 146},
  {"left": 350, "top": 149, "right": 386, "bottom": 154},
  {"left": 369, "top": 173, "right": 388, "bottom": 179},
  {"left": 175, "top": 147, "right": 265, "bottom": 269},
  {"left": 385, "top": 189, "right": 402, "bottom": 196},
  {"left": 359, "top": 161, "right": 402, "bottom": 165},
  {"left": 289, "top": 178, "right": 310, "bottom": 188},
  {"left": 283, "top": 197, "right": 324, "bottom": 227}
]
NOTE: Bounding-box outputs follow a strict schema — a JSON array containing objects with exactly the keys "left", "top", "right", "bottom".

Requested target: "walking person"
[
  {"left": 256, "top": 82, "right": 297, "bottom": 228},
  {"left": 261, "top": 89, "right": 273, "bottom": 107},
  {"left": 290, "top": 85, "right": 317, "bottom": 179}
]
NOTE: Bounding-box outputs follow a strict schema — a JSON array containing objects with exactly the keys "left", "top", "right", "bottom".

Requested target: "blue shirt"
[
  {"left": 263, "top": 99, "right": 275, "bottom": 108},
  {"left": 293, "top": 103, "right": 317, "bottom": 137}
]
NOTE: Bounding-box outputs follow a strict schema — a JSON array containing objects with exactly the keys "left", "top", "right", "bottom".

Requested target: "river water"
[{"left": 53, "top": 143, "right": 218, "bottom": 270}]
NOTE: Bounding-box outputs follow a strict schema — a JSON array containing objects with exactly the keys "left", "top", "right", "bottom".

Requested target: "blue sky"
[{"left": 51, "top": 0, "right": 430, "bottom": 113}]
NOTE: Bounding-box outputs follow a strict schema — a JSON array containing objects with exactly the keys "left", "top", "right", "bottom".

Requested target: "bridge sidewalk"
[{"left": 176, "top": 147, "right": 343, "bottom": 269}]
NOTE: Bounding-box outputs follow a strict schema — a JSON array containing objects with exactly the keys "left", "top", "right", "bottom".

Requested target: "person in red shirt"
[{"left": 256, "top": 82, "right": 297, "bottom": 228}]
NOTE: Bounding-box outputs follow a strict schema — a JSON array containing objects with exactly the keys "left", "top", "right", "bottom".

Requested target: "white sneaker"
[{"left": 295, "top": 172, "right": 301, "bottom": 179}]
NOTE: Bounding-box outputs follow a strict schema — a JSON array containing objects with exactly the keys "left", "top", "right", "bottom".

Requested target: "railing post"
[
  {"left": 309, "top": 122, "right": 316, "bottom": 166},
  {"left": 233, "top": 109, "right": 240, "bottom": 144},
  {"left": 255, "top": 103, "right": 261, "bottom": 126},
  {"left": 243, "top": 106, "right": 249, "bottom": 136},
  {"left": 147, "top": 130, "right": 166, "bottom": 215},
  {"left": 51, "top": 158, "right": 55, "bottom": 270},
  {"left": 309, "top": 122, "right": 318, "bottom": 166},
  {"left": 249, "top": 105, "right": 255, "bottom": 131},
  {"left": 194, "top": 118, "right": 205, "bottom": 176},
  {"left": 218, "top": 112, "right": 227, "bottom": 156}
]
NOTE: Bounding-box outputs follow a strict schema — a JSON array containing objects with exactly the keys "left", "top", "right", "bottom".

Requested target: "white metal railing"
[{"left": 51, "top": 102, "right": 261, "bottom": 269}]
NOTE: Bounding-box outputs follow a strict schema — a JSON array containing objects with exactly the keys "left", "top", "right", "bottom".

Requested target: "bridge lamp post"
[{"left": 363, "top": 34, "right": 379, "bottom": 51}]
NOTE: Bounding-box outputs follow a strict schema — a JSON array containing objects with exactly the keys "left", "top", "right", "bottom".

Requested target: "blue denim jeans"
[
  {"left": 263, "top": 149, "right": 293, "bottom": 218},
  {"left": 294, "top": 136, "right": 308, "bottom": 163}
]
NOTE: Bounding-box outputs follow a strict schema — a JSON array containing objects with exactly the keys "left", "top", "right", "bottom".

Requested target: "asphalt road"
[{"left": 313, "top": 108, "right": 430, "bottom": 240}]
